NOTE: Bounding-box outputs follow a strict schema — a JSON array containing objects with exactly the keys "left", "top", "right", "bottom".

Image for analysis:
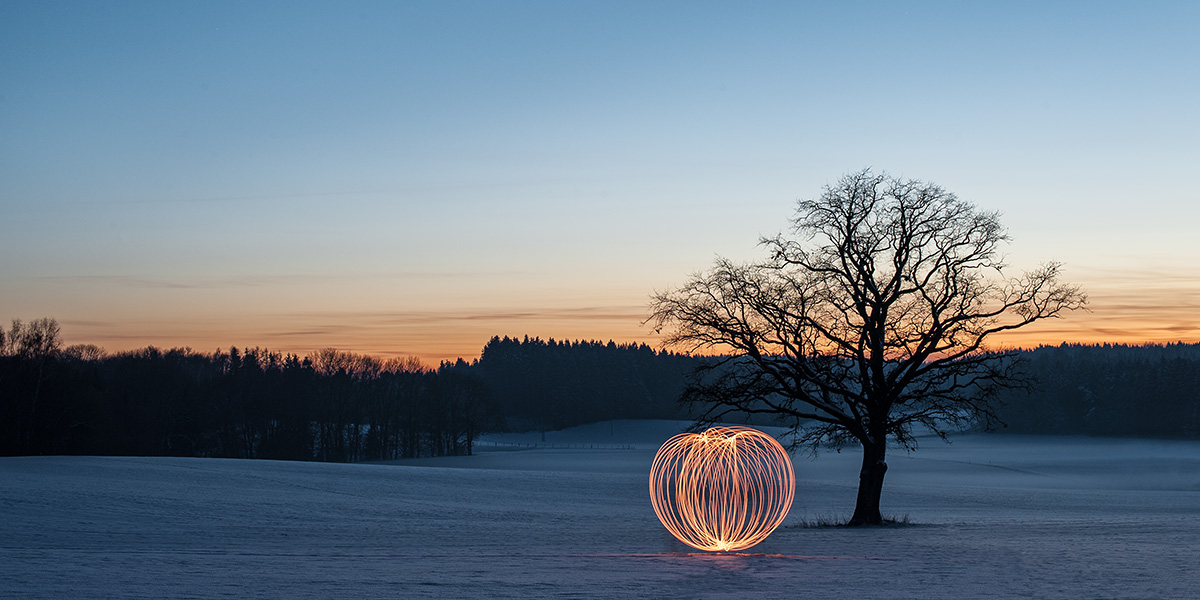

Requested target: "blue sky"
[{"left": 2, "top": 1, "right": 1197, "bottom": 363}]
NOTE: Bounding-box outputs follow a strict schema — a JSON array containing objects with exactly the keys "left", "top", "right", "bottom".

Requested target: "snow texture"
[{"left": 2, "top": 420, "right": 1198, "bottom": 599}]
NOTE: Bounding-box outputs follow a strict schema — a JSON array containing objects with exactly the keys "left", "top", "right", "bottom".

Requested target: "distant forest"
[
  {"left": 0, "top": 319, "right": 694, "bottom": 460},
  {"left": 993, "top": 342, "right": 1200, "bottom": 438},
  {"left": 1, "top": 318, "right": 1198, "bottom": 460}
]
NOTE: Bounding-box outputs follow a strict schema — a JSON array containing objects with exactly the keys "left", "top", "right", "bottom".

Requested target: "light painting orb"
[{"left": 649, "top": 426, "right": 795, "bottom": 552}]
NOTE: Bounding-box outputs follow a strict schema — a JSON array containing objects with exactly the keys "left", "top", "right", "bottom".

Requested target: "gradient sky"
[{"left": 2, "top": 1, "right": 1198, "bottom": 365}]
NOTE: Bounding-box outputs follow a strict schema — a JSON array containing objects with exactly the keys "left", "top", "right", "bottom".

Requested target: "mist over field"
[{"left": 3, "top": 421, "right": 1197, "bottom": 599}]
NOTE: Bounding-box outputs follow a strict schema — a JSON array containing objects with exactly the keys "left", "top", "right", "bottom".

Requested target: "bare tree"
[
  {"left": 2, "top": 318, "right": 63, "bottom": 453},
  {"left": 62, "top": 344, "right": 106, "bottom": 361},
  {"left": 648, "top": 169, "right": 1087, "bottom": 525}
]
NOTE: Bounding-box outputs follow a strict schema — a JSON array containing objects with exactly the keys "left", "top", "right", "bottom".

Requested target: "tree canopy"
[{"left": 649, "top": 169, "right": 1087, "bottom": 524}]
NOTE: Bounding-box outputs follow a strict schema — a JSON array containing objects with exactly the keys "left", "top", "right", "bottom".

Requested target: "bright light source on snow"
[{"left": 649, "top": 426, "right": 795, "bottom": 552}]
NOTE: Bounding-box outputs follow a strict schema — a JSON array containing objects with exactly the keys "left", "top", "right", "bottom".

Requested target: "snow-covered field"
[{"left": 3, "top": 420, "right": 1198, "bottom": 599}]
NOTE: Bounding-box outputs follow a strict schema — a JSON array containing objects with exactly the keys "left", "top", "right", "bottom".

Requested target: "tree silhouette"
[
  {"left": 1, "top": 318, "right": 63, "bottom": 452},
  {"left": 649, "top": 169, "right": 1087, "bottom": 525}
]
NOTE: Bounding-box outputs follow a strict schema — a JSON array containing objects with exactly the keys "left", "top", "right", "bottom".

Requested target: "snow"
[{"left": 2, "top": 421, "right": 1198, "bottom": 599}]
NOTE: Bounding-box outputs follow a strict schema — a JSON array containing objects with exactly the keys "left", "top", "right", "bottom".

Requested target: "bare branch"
[{"left": 648, "top": 168, "right": 1087, "bottom": 525}]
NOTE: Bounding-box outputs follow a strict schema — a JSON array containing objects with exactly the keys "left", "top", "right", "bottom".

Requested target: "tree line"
[
  {"left": 991, "top": 342, "right": 1200, "bottom": 438},
  {"left": 0, "top": 321, "right": 694, "bottom": 460},
  {"left": 0, "top": 318, "right": 492, "bottom": 460},
  {"left": 2, "top": 318, "right": 1197, "bottom": 461},
  {"left": 476, "top": 335, "right": 697, "bottom": 435}
]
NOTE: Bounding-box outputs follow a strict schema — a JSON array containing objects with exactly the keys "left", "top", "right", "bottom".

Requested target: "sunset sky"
[{"left": 2, "top": 1, "right": 1197, "bottom": 365}]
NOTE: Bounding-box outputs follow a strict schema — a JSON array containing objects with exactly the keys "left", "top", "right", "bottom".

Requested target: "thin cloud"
[
  {"left": 35, "top": 275, "right": 193, "bottom": 289},
  {"left": 59, "top": 319, "right": 116, "bottom": 327},
  {"left": 33, "top": 270, "right": 507, "bottom": 289},
  {"left": 286, "top": 306, "right": 649, "bottom": 325}
]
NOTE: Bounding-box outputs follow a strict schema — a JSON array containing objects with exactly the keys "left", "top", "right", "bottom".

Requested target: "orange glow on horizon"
[
  {"left": 48, "top": 277, "right": 1199, "bottom": 366},
  {"left": 649, "top": 426, "right": 796, "bottom": 552},
  {"left": 56, "top": 316, "right": 1198, "bottom": 367}
]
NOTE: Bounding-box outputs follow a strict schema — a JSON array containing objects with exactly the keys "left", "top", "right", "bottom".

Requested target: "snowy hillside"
[{"left": 2, "top": 421, "right": 1198, "bottom": 599}]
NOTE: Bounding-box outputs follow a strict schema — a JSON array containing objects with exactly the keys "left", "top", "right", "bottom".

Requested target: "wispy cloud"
[
  {"left": 37, "top": 275, "right": 195, "bottom": 289},
  {"left": 33, "top": 270, "right": 510, "bottom": 289},
  {"left": 56, "top": 304, "right": 660, "bottom": 365},
  {"left": 286, "top": 306, "right": 649, "bottom": 325}
]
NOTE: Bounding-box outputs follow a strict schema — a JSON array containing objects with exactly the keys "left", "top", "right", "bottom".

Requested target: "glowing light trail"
[{"left": 649, "top": 426, "right": 795, "bottom": 552}]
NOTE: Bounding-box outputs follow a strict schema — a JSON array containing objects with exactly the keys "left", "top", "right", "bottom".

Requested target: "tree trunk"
[{"left": 848, "top": 441, "right": 887, "bottom": 526}]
